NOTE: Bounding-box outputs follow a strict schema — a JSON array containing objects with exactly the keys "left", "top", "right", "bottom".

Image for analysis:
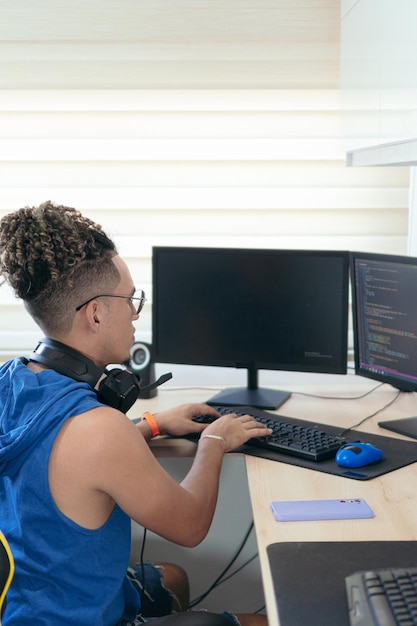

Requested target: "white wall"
[
  {"left": 341, "top": 0, "right": 417, "bottom": 251},
  {"left": 341, "top": 0, "right": 417, "bottom": 149}
]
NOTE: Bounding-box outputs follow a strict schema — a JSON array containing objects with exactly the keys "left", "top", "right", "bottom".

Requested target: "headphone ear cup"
[
  {"left": 30, "top": 338, "right": 142, "bottom": 413},
  {"left": 129, "top": 341, "right": 157, "bottom": 399},
  {"left": 97, "top": 368, "right": 140, "bottom": 413}
]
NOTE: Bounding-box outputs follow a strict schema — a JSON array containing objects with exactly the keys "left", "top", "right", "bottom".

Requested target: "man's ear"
[
  {"left": 83, "top": 300, "right": 101, "bottom": 329},
  {"left": 92, "top": 303, "right": 100, "bottom": 325}
]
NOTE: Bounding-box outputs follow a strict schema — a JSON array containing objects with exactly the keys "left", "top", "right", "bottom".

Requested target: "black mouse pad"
[
  {"left": 266, "top": 541, "right": 417, "bottom": 626},
  {"left": 379, "top": 416, "right": 417, "bottom": 439},
  {"left": 229, "top": 406, "right": 417, "bottom": 480}
]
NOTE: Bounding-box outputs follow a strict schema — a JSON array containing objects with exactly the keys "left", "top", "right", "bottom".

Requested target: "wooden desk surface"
[{"left": 129, "top": 378, "right": 417, "bottom": 626}]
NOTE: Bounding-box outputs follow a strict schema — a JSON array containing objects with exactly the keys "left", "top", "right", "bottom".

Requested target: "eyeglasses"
[{"left": 75, "top": 289, "right": 146, "bottom": 315}]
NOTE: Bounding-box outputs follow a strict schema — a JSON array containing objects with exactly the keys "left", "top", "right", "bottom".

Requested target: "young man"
[{"left": 0, "top": 202, "right": 270, "bottom": 626}]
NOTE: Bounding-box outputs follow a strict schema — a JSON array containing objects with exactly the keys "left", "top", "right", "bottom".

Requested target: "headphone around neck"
[{"left": 30, "top": 337, "right": 143, "bottom": 413}]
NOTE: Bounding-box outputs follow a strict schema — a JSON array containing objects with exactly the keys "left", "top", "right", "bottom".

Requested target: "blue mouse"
[{"left": 335, "top": 442, "right": 384, "bottom": 468}]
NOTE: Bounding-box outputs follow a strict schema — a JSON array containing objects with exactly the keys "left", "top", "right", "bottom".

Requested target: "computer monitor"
[
  {"left": 152, "top": 247, "right": 349, "bottom": 409},
  {"left": 350, "top": 251, "right": 417, "bottom": 391}
]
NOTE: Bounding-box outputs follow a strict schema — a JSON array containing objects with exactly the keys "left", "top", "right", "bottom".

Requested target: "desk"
[{"left": 129, "top": 378, "right": 417, "bottom": 626}]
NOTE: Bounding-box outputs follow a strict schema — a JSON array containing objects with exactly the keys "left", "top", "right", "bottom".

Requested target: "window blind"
[{"left": 0, "top": 89, "right": 409, "bottom": 364}]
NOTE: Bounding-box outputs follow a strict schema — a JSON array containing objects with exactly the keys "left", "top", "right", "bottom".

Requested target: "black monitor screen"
[
  {"left": 152, "top": 247, "right": 349, "bottom": 409},
  {"left": 351, "top": 251, "right": 417, "bottom": 391}
]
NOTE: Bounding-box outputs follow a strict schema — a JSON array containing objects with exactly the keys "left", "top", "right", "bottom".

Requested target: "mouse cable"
[
  {"left": 189, "top": 520, "right": 254, "bottom": 608},
  {"left": 126, "top": 527, "right": 148, "bottom": 607},
  {"left": 338, "top": 388, "right": 402, "bottom": 437},
  {"left": 139, "top": 527, "right": 148, "bottom": 604},
  {"left": 161, "top": 380, "right": 386, "bottom": 402},
  {"left": 206, "top": 552, "right": 258, "bottom": 588},
  {"left": 292, "top": 381, "right": 385, "bottom": 401},
  {"left": 161, "top": 385, "right": 228, "bottom": 392},
  {"left": 189, "top": 552, "right": 261, "bottom": 614},
  {"left": 136, "top": 522, "right": 255, "bottom": 609},
  {"left": 188, "top": 521, "right": 253, "bottom": 607}
]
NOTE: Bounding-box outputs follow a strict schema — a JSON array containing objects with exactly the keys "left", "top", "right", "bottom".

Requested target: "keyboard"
[
  {"left": 192, "top": 405, "right": 347, "bottom": 462},
  {"left": 345, "top": 566, "right": 417, "bottom": 626}
]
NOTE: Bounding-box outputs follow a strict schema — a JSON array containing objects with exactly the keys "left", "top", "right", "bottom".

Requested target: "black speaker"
[{"left": 129, "top": 341, "right": 157, "bottom": 399}]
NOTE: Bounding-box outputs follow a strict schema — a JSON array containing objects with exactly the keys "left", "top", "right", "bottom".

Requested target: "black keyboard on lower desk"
[
  {"left": 346, "top": 567, "right": 417, "bottom": 626},
  {"left": 192, "top": 405, "right": 347, "bottom": 462}
]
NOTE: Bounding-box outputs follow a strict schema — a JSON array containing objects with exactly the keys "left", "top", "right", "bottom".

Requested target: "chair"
[{"left": 0, "top": 532, "right": 14, "bottom": 624}]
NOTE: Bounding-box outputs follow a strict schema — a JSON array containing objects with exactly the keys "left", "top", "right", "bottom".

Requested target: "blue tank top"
[{"left": 0, "top": 358, "right": 140, "bottom": 625}]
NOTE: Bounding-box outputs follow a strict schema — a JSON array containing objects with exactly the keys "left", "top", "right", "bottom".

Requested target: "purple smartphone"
[{"left": 270, "top": 498, "right": 374, "bottom": 522}]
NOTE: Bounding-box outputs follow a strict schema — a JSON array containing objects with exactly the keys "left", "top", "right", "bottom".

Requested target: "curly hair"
[{"left": 0, "top": 201, "right": 120, "bottom": 335}]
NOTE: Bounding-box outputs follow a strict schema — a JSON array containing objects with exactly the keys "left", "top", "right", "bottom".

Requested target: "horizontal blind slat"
[
  {"left": 0, "top": 138, "right": 345, "bottom": 161},
  {"left": 0, "top": 188, "right": 407, "bottom": 210},
  {"left": 0, "top": 89, "right": 341, "bottom": 111}
]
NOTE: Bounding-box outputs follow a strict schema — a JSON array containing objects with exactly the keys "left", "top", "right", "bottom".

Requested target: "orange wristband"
[{"left": 142, "top": 411, "right": 160, "bottom": 438}]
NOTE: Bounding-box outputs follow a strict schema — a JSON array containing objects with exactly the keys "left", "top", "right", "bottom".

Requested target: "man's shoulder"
[{"left": 66, "top": 405, "right": 133, "bottom": 441}]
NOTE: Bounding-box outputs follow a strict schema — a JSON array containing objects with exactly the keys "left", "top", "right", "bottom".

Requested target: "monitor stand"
[{"left": 206, "top": 367, "right": 291, "bottom": 410}]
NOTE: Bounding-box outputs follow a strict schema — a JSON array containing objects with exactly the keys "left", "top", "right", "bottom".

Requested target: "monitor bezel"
[
  {"left": 350, "top": 250, "right": 417, "bottom": 392},
  {"left": 152, "top": 246, "right": 350, "bottom": 402}
]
